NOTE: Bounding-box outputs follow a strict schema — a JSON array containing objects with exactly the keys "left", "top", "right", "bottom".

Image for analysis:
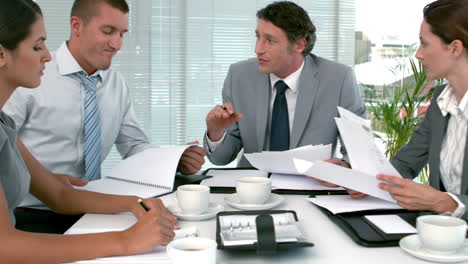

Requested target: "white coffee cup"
[
  {"left": 236, "top": 176, "right": 271, "bottom": 205},
  {"left": 167, "top": 237, "right": 217, "bottom": 264},
  {"left": 417, "top": 215, "right": 467, "bottom": 255},
  {"left": 176, "top": 184, "right": 210, "bottom": 215}
]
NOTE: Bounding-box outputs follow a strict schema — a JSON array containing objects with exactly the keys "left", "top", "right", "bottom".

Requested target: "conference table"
[{"left": 80, "top": 192, "right": 449, "bottom": 264}]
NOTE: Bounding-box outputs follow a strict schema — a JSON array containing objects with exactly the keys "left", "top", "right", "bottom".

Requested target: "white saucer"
[
  {"left": 224, "top": 193, "right": 284, "bottom": 210},
  {"left": 167, "top": 202, "right": 223, "bottom": 221},
  {"left": 399, "top": 234, "right": 468, "bottom": 263}
]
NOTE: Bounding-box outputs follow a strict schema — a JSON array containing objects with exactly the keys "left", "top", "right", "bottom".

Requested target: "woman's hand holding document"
[
  {"left": 377, "top": 174, "right": 455, "bottom": 212},
  {"left": 299, "top": 107, "right": 403, "bottom": 203}
]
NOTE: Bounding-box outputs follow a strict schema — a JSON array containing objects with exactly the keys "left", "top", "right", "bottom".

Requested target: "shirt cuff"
[
  {"left": 441, "top": 193, "right": 466, "bottom": 218},
  {"left": 205, "top": 130, "right": 226, "bottom": 153}
]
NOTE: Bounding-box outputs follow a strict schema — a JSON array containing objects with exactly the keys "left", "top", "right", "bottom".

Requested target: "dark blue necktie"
[{"left": 269, "top": 80, "right": 289, "bottom": 151}]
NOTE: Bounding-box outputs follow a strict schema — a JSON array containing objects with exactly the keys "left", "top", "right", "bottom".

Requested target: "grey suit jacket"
[
  {"left": 204, "top": 54, "right": 366, "bottom": 167},
  {"left": 391, "top": 85, "right": 468, "bottom": 220}
]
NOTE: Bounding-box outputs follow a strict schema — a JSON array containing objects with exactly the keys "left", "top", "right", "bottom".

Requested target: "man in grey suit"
[{"left": 203, "top": 1, "right": 366, "bottom": 168}]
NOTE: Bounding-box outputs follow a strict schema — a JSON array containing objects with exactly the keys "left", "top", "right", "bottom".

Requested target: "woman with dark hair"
[
  {"left": 377, "top": 0, "right": 468, "bottom": 220},
  {"left": 0, "top": 0, "right": 177, "bottom": 263}
]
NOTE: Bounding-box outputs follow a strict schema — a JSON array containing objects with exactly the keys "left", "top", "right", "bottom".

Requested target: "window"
[{"left": 35, "top": 0, "right": 357, "bottom": 174}]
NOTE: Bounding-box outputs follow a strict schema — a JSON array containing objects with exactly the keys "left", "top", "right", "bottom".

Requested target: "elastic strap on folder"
[{"left": 255, "top": 214, "right": 277, "bottom": 255}]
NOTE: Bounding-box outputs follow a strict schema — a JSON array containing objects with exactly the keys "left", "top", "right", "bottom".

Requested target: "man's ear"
[
  {"left": 294, "top": 38, "right": 306, "bottom": 55},
  {"left": 70, "top": 16, "right": 83, "bottom": 38}
]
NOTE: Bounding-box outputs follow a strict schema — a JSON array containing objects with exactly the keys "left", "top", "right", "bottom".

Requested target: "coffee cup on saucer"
[
  {"left": 235, "top": 176, "right": 271, "bottom": 205},
  {"left": 417, "top": 215, "right": 467, "bottom": 255},
  {"left": 176, "top": 185, "right": 210, "bottom": 215},
  {"left": 167, "top": 237, "right": 217, "bottom": 264}
]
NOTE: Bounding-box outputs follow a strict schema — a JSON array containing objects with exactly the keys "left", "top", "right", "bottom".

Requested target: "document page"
[
  {"left": 270, "top": 173, "right": 344, "bottom": 191},
  {"left": 244, "top": 144, "right": 331, "bottom": 174},
  {"left": 306, "top": 195, "right": 402, "bottom": 214},
  {"left": 335, "top": 117, "right": 401, "bottom": 177},
  {"left": 300, "top": 159, "right": 396, "bottom": 202},
  {"left": 364, "top": 215, "right": 416, "bottom": 234}
]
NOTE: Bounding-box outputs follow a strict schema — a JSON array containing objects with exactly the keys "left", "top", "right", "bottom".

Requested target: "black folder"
[
  {"left": 203, "top": 168, "right": 348, "bottom": 195},
  {"left": 314, "top": 203, "right": 432, "bottom": 247}
]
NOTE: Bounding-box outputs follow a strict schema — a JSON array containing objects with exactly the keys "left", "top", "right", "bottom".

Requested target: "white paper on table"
[
  {"left": 298, "top": 159, "right": 396, "bottom": 202},
  {"left": 364, "top": 215, "right": 416, "bottom": 234},
  {"left": 65, "top": 213, "right": 199, "bottom": 263},
  {"left": 244, "top": 144, "right": 331, "bottom": 174},
  {"left": 306, "top": 195, "right": 402, "bottom": 214},
  {"left": 270, "top": 173, "right": 344, "bottom": 191},
  {"left": 201, "top": 169, "right": 268, "bottom": 187}
]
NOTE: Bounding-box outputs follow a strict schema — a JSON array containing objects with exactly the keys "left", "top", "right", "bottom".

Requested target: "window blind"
[{"left": 34, "top": 0, "right": 356, "bottom": 175}]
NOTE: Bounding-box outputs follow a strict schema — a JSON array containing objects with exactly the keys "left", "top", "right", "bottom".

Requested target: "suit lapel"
[
  {"left": 430, "top": 111, "right": 449, "bottom": 189},
  {"left": 291, "top": 56, "right": 319, "bottom": 148},
  {"left": 256, "top": 75, "right": 270, "bottom": 152},
  {"left": 462, "top": 130, "right": 468, "bottom": 194}
]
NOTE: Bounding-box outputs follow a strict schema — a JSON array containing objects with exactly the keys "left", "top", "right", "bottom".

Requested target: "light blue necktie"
[{"left": 76, "top": 71, "right": 102, "bottom": 181}]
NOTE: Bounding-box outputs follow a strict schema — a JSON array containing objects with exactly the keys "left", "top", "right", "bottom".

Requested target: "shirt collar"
[
  {"left": 437, "top": 83, "right": 468, "bottom": 119},
  {"left": 56, "top": 41, "right": 106, "bottom": 81},
  {"left": 269, "top": 60, "right": 305, "bottom": 94}
]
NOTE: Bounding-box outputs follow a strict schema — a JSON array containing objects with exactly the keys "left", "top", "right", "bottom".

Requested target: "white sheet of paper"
[
  {"left": 65, "top": 213, "right": 198, "bottom": 263},
  {"left": 270, "top": 173, "right": 344, "bottom": 191},
  {"left": 337, "top": 106, "right": 372, "bottom": 128},
  {"left": 299, "top": 159, "right": 396, "bottom": 202},
  {"left": 306, "top": 195, "right": 402, "bottom": 214},
  {"left": 335, "top": 117, "right": 401, "bottom": 177},
  {"left": 244, "top": 144, "right": 331, "bottom": 174},
  {"left": 364, "top": 215, "right": 416, "bottom": 234},
  {"left": 201, "top": 169, "right": 268, "bottom": 187}
]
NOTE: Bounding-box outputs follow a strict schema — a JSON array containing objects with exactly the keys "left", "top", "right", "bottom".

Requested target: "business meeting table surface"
[{"left": 72, "top": 192, "right": 458, "bottom": 264}]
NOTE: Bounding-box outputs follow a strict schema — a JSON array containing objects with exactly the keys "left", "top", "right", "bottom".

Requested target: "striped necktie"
[{"left": 76, "top": 71, "right": 102, "bottom": 181}]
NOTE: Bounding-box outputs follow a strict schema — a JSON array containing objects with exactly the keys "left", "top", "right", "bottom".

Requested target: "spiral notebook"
[{"left": 76, "top": 146, "right": 190, "bottom": 198}]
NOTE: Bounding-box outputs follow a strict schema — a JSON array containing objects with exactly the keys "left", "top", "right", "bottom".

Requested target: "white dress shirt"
[
  {"left": 4, "top": 42, "right": 151, "bottom": 207},
  {"left": 206, "top": 61, "right": 305, "bottom": 152},
  {"left": 437, "top": 83, "right": 467, "bottom": 217}
]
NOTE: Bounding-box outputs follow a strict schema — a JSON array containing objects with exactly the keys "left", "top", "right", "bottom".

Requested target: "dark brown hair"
[
  {"left": 257, "top": 1, "right": 316, "bottom": 56},
  {"left": 0, "top": 0, "right": 42, "bottom": 50},
  {"left": 424, "top": 0, "right": 468, "bottom": 50},
  {"left": 71, "top": 0, "right": 129, "bottom": 23}
]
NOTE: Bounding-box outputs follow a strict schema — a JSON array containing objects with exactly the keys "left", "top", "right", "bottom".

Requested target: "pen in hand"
[{"left": 138, "top": 198, "right": 150, "bottom": 212}]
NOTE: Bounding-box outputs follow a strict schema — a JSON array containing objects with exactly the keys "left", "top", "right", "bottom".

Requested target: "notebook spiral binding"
[{"left": 107, "top": 176, "right": 171, "bottom": 190}]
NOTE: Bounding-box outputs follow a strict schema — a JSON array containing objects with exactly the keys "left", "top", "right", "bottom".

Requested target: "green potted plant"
[{"left": 367, "top": 47, "right": 437, "bottom": 183}]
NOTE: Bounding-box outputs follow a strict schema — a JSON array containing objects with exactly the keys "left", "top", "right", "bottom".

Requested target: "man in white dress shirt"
[{"left": 4, "top": 0, "right": 205, "bottom": 232}]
